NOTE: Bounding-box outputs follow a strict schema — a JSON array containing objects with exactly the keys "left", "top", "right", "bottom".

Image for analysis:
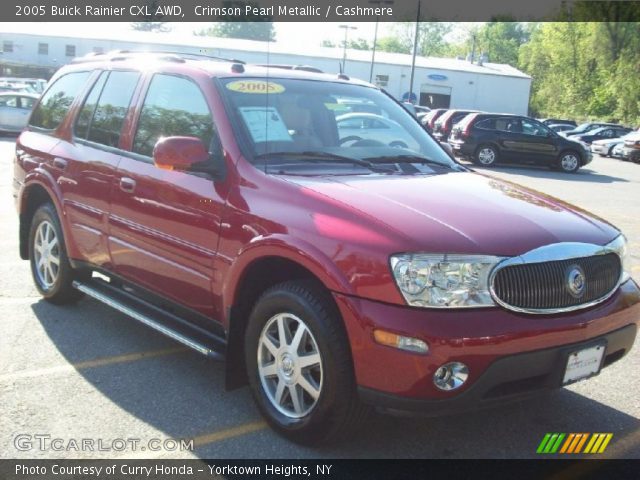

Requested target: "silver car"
[
  {"left": 0, "top": 93, "right": 38, "bottom": 133},
  {"left": 336, "top": 113, "right": 419, "bottom": 151}
]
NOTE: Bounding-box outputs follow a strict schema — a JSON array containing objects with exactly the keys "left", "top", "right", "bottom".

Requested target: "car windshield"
[{"left": 219, "top": 77, "right": 457, "bottom": 174}]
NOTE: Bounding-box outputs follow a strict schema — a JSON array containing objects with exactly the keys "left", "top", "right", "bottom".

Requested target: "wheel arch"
[{"left": 223, "top": 237, "right": 354, "bottom": 390}]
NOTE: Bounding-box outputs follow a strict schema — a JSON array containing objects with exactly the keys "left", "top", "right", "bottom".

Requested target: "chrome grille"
[{"left": 492, "top": 253, "right": 621, "bottom": 311}]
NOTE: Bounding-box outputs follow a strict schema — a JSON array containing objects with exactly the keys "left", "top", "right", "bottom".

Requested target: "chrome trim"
[{"left": 489, "top": 238, "right": 625, "bottom": 314}]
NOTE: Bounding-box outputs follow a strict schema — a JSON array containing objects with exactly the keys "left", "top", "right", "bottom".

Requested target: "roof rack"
[
  {"left": 255, "top": 64, "right": 324, "bottom": 74},
  {"left": 72, "top": 50, "right": 245, "bottom": 65}
]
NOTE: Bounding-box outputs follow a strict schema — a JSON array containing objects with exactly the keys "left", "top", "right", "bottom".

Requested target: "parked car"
[
  {"left": 0, "top": 92, "right": 39, "bottom": 133},
  {"left": 547, "top": 123, "right": 576, "bottom": 133},
  {"left": 14, "top": 52, "right": 638, "bottom": 445},
  {"left": 612, "top": 142, "right": 626, "bottom": 159},
  {"left": 560, "top": 122, "right": 622, "bottom": 138},
  {"left": 0, "top": 77, "right": 47, "bottom": 93},
  {"left": 591, "top": 132, "right": 636, "bottom": 157},
  {"left": 621, "top": 132, "right": 640, "bottom": 162},
  {"left": 449, "top": 112, "right": 592, "bottom": 172},
  {"left": 572, "top": 126, "right": 632, "bottom": 145},
  {"left": 432, "top": 109, "right": 478, "bottom": 142},
  {"left": 421, "top": 108, "right": 447, "bottom": 132},
  {"left": 539, "top": 118, "right": 577, "bottom": 127},
  {"left": 336, "top": 113, "right": 419, "bottom": 150}
]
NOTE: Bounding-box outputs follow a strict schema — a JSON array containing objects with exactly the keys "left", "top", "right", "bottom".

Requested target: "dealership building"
[{"left": 0, "top": 28, "right": 532, "bottom": 114}]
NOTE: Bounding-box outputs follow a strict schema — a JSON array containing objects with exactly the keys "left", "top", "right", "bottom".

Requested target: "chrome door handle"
[{"left": 119, "top": 177, "right": 136, "bottom": 193}]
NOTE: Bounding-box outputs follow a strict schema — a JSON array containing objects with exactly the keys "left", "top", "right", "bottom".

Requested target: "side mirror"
[{"left": 153, "top": 136, "right": 214, "bottom": 174}]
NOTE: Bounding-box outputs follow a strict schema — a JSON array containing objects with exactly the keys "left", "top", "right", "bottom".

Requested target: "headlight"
[
  {"left": 606, "top": 235, "right": 631, "bottom": 282},
  {"left": 390, "top": 254, "right": 504, "bottom": 308}
]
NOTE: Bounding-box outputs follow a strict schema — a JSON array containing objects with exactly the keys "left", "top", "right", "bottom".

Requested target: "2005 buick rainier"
[{"left": 13, "top": 52, "right": 639, "bottom": 444}]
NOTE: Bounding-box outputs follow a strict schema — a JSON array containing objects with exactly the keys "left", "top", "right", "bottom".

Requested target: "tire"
[
  {"left": 607, "top": 146, "right": 615, "bottom": 157},
  {"left": 28, "top": 203, "right": 84, "bottom": 304},
  {"left": 244, "top": 280, "right": 369, "bottom": 445},
  {"left": 558, "top": 150, "right": 581, "bottom": 173},
  {"left": 474, "top": 144, "right": 498, "bottom": 166}
]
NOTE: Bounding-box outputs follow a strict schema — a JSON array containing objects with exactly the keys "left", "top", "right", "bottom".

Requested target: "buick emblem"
[{"left": 566, "top": 265, "right": 586, "bottom": 298}]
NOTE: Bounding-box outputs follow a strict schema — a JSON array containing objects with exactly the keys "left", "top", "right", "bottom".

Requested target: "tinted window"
[
  {"left": 495, "top": 117, "right": 520, "bottom": 133},
  {"left": 29, "top": 72, "right": 90, "bottom": 130},
  {"left": 521, "top": 119, "right": 548, "bottom": 137},
  {"left": 475, "top": 118, "right": 495, "bottom": 130},
  {"left": 0, "top": 96, "right": 18, "bottom": 108},
  {"left": 84, "top": 71, "right": 139, "bottom": 148},
  {"left": 133, "top": 75, "right": 213, "bottom": 157},
  {"left": 75, "top": 72, "right": 108, "bottom": 139}
]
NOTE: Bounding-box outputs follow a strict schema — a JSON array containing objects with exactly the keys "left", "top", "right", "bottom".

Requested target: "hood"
[{"left": 282, "top": 171, "right": 619, "bottom": 257}]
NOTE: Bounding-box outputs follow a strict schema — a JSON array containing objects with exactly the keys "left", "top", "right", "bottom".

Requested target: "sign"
[{"left": 427, "top": 74, "right": 448, "bottom": 81}]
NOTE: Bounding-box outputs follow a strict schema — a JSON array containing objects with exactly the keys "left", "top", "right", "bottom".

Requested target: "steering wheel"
[{"left": 339, "top": 135, "right": 362, "bottom": 146}]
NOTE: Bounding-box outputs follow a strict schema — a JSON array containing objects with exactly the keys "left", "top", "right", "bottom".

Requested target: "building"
[{"left": 0, "top": 28, "right": 532, "bottom": 115}]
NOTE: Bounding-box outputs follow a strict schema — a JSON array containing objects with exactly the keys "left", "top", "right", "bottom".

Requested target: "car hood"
[{"left": 282, "top": 171, "right": 619, "bottom": 256}]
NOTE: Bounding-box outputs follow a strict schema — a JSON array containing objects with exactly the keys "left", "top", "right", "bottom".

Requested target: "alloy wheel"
[
  {"left": 33, "top": 220, "right": 60, "bottom": 290},
  {"left": 478, "top": 147, "right": 496, "bottom": 165},
  {"left": 561, "top": 153, "right": 579, "bottom": 172},
  {"left": 257, "top": 313, "right": 323, "bottom": 418}
]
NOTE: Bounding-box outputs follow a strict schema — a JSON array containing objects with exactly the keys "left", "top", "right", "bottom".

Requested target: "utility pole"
[
  {"left": 408, "top": 0, "right": 421, "bottom": 104},
  {"left": 338, "top": 25, "right": 357, "bottom": 73}
]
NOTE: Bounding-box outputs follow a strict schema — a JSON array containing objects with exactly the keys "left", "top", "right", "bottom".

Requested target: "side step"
[{"left": 73, "top": 279, "right": 226, "bottom": 360}]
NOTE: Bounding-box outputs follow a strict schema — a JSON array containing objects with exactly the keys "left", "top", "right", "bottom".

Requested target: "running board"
[{"left": 73, "top": 280, "right": 225, "bottom": 360}]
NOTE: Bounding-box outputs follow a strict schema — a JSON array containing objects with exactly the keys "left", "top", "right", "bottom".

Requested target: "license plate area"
[{"left": 563, "top": 343, "right": 606, "bottom": 385}]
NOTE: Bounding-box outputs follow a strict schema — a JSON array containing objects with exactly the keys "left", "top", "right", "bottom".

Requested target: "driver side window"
[{"left": 521, "top": 119, "right": 548, "bottom": 137}]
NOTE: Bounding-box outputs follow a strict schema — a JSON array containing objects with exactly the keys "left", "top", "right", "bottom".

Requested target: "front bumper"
[
  {"left": 590, "top": 144, "right": 610, "bottom": 155},
  {"left": 334, "top": 279, "right": 640, "bottom": 412},
  {"left": 359, "top": 324, "right": 636, "bottom": 416},
  {"left": 622, "top": 147, "right": 640, "bottom": 162}
]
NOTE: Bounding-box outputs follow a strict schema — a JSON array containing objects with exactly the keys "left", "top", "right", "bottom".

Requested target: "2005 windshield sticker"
[
  {"left": 238, "top": 107, "right": 293, "bottom": 143},
  {"left": 226, "top": 80, "right": 286, "bottom": 94}
]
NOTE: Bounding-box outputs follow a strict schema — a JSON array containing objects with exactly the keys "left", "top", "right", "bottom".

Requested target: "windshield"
[{"left": 219, "top": 77, "right": 457, "bottom": 174}]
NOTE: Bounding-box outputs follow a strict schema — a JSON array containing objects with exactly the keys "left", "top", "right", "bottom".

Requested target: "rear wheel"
[
  {"left": 29, "top": 204, "right": 84, "bottom": 304},
  {"left": 474, "top": 144, "right": 498, "bottom": 166},
  {"left": 558, "top": 151, "right": 581, "bottom": 173},
  {"left": 245, "top": 280, "right": 368, "bottom": 445}
]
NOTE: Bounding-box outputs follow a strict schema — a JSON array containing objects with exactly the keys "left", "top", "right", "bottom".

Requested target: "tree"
[
  {"left": 130, "top": 22, "right": 169, "bottom": 32},
  {"left": 476, "top": 22, "right": 530, "bottom": 65},
  {"left": 376, "top": 36, "right": 411, "bottom": 54},
  {"left": 196, "top": 22, "right": 276, "bottom": 42}
]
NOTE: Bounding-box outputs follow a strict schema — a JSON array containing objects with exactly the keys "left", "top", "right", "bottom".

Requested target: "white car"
[
  {"left": 0, "top": 92, "right": 38, "bottom": 133},
  {"left": 336, "top": 113, "right": 419, "bottom": 151},
  {"left": 591, "top": 132, "right": 635, "bottom": 157}
]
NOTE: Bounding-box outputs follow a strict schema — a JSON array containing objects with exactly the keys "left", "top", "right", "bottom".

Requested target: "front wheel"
[
  {"left": 29, "top": 204, "right": 84, "bottom": 304},
  {"left": 245, "top": 281, "right": 368, "bottom": 445},
  {"left": 558, "top": 151, "right": 581, "bottom": 173},
  {"left": 474, "top": 145, "right": 498, "bottom": 166}
]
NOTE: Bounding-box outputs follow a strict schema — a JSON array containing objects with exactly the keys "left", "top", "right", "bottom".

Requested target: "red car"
[{"left": 13, "top": 52, "right": 639, "bottom": 445}]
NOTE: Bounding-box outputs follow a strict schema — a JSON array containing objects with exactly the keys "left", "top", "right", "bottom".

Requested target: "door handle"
[
  {"left": 119, "top": 177, "right": 136, "bottom": 194},
  {"left": 53, "top": 158, "right": 67, "bottom": 170}
]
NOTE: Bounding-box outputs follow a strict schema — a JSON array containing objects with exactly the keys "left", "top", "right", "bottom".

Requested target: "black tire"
[
  {"left": 28, "top": 203, "right": 84, "bottom": 304},
  {"left": 558, "top": 150, "right": 581, "bottom": 173},
  {"left": 474, "top": 144, "right": 499, "bottom": 166},
  {"left": 607, "top": 146, "right": 615, "bottom": 157},
  {"left": 244, "top": 280, "right": 369, "bottom": 445}
]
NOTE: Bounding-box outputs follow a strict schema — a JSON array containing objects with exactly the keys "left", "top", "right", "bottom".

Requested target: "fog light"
[
  {"left": 433, "top": 362, "right": 469, "bottom": 391},
  {"left": 373, "top": 329, "right": 428, "bottom": 354}
]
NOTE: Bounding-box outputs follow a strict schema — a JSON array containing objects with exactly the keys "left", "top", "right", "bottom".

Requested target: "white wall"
[{"left": 1, "top": 32, "right": 531, "bottom": 115}]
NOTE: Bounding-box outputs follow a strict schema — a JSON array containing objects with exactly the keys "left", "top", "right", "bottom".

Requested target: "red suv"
[{"left": 13, "top": 52, "right": 639, "bottom": 444}]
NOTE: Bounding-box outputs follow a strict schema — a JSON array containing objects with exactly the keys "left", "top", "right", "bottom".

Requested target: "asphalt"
[{"left": 1, "top": 135, "right": 638, "bottom": 459}]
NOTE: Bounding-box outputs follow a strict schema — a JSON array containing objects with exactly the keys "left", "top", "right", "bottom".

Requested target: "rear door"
[
  {"left": 109, "top": 73, "right": 226, "bottom": 320},
  {"left": 49, "top": 70, "right": 142, "bottom": 267},
  {"left": 516, "top": 118, "right": 559, "bottom": 164}
]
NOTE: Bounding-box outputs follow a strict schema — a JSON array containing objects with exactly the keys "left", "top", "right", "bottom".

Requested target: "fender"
[
  {"left": 222, "top": 233, "right": 355, "bottom": 315},
  {"left": 20, "top": 170, "right": 78, "bottom": 259}
]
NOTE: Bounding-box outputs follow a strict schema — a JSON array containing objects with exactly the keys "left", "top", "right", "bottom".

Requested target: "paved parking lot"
[{"left": 1, "top": 135, "right": 639, "bottom": 459}]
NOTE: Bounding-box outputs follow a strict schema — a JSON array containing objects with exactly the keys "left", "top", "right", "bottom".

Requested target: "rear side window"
[
  {"left": 495, "top": 117, "right": 520, "bottom": 133},
  {"left": 133, "top": 75, "right": 213, "bottom": 157},
  {"left": 475, "top": 118, "right": 495, "bottom": 130},
  {"left": 76, "top": 71, "right": 140, "bottom": 148},
  {"left": 29, "top": 72, "right": 90, "bottom": 130}
]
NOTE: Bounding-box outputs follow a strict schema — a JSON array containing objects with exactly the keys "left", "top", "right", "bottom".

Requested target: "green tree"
[{"left": 376, "top": 36, "right": 411, "bottom": 54}]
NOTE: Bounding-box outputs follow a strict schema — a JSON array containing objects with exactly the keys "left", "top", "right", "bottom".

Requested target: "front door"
[{"left": 109, "top": 73, "right": 226, "bottom": 320}]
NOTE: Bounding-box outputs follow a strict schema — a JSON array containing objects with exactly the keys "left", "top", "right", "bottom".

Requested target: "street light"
[
  {"left": 368, "top": 1, "right": 395, "bottom": 83},
  {"left": 408, "top": 0, "right": 421, "bottom": 105},
  {"left": 338, "top": 24, "right": 357, "bottom": 73}
]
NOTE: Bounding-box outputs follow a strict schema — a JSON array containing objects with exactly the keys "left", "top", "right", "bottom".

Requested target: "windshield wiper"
[
  {"left": 366, "top": 154, "right": 453, "bottom": 168},
  {"left": 254, "top": 151, "right": 395, "bottom": 173}
]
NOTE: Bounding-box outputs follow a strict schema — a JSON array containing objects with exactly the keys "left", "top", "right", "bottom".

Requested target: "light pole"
[
  {"left": 368, "top": 1, "right": 395, "bottom": 83},
  {"left": 338, "top": 24, "right": 357, "bottom": 73},
  {"left": 408, "top": 0, "right": 421, "bottom": 104}
]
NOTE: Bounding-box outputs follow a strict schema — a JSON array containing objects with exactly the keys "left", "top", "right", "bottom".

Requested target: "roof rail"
[
  {"left": 72, "top": 50, "right": 245, "bottom": 65},
  {"left": 256, "top": 64, "right": 324, "bottom": 74}
]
